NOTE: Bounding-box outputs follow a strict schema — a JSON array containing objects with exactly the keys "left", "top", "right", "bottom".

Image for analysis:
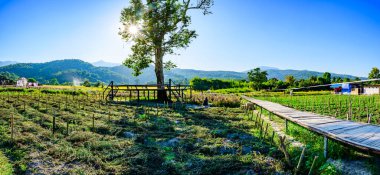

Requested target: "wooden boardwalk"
[{"left": 242, "top": 96, "right": 380, "bottom": 155}]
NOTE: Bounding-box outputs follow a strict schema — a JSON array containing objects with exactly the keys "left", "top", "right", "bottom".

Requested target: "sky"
[{"left": 0, "top": 0, "right": 379, "bottom": 77}]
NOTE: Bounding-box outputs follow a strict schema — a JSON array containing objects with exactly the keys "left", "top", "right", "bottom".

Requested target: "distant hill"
[
  {"left": 92, "top": 60, "right": 121, "bottom": 67},
  {"left": 0, "top": 61, "right": 17, "bottom": 67},
  {"left": 258, "top": 66, "right": 279, "bottom": 71},
  {"left": 0, "top": 59, "right": 365, "bottom": 84},
  {"left": 0, "top": 59, "right": 129, "bottom": 84},
  {"left": 265, "top": 69, "right": 364, "bottom": 80}
]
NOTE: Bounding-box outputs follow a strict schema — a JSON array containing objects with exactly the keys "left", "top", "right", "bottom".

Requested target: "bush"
[{"left": 190, "top": 93, "right": 241, "bottom": 107}]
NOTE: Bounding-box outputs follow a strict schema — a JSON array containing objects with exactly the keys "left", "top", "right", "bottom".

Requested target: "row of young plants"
[{"left": 256, "top": 94, "right": 380, "bottom": 124}]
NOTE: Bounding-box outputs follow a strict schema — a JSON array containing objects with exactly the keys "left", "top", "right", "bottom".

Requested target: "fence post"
[
  {"left": 10, "top": 114, "right": 14, "bottom": 142},
  {"left": 92, "top": 114, "right": 95, "bottom": 132},
  {"left": 169, "top": 79, "right": 172, "bottom": 100},
  {"left": 285, "top": 119, "right": 288, "bottom": 133},
  {"left": 52, "top": 111, "right": 56, "bottom": 135},
  {"left": 295, "top": 147, "right": 306, "bottom": 175},
  {"left": 324, "top": 136, "right": 328, "bottom": 158},
  {"left": 308, "top": 156, "right": 318, "bottom": 175},
  {"left": 66, "top": 120, "right": 70, "bottom": 136}
]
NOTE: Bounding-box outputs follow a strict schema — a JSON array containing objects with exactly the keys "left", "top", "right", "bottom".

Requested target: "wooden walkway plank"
[{"left": 242, "top": 95, "right": 380, "bottom": 154}]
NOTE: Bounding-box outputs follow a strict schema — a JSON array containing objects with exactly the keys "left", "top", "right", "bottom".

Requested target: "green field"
[{"left": 255, "top": 94, "right": 380, "bottom": 124}]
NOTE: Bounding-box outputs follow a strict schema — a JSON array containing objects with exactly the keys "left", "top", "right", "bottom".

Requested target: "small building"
[
  {"left": 16, "top": 77, "right": 28, "bottom": 87},
  {"left": 363, "top": 85, "right": 380, "bottom": 95},
  {"left": 28, "top": 82, "right": 39, "bottom": 87}
]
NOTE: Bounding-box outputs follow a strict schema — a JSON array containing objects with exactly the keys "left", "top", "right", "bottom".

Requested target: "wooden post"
[
  {"left": 169, "top": 79, "right": 172, "bottom": 101},
  {"left": 263, "top": 123, "right": 269, "bottom": 140},
  {"left": 269, "top": 112, "right": 272, "bottom": 121},
  {"left": 66, "top": 120, "right": 69, "bottom": 136},
  {"left": 368, "top": 114, "right": 372, "bottom": 124},
  {"left": 295, "top": 147, "right": 306, "bottom": 175},
  {"left": 279, "top": 136, "right": 291, "bottom": 166},
  {"left": 10, "top": 114, "right": 14, "bottom": 142},
  {"left": 259, "top": 122, "right": 264, "bottom": 139},
  {"left": 52, "top": 112, "right": 56, "bottom": 134},
  {"left": 324, "top": 136, "right": 328, "bottom": 158},
  {"left": 190, "top": 86, "right": 192, "bottom": 99},
  {"left": 156, "top": 103, "right": 159, "bottom": 116},
  {"left": 137, "top": 90, "right": 140, "bottom": 104},
  {"left": 349, "top": 98, "right": 353, "bottom": 120},
  {"left": 285, "top": 119, "right": 288, "bottom": 133},
  {"left": 367, "top": 106, "right": 370, "bottom": 123},
  {"left": 92, "top": 114, "right": 95, "bottom": 132},
  {"left": 308, "top": 156, "right": 318, "bottom": 175},
  {"left": 110, "top": 81, "right": 114, "bottom": 101}
]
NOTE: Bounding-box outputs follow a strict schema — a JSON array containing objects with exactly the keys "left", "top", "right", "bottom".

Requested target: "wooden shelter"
[{"left": 103, "top": 79, "right": 192, "bottom": 103}]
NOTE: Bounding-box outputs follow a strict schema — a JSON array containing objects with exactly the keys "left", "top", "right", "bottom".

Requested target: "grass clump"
[{"left": 0, "top": 151, "right": 13, "bottom": 175}]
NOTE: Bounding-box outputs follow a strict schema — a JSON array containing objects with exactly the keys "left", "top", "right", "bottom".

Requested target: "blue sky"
[{"left": 0, "top": 0, "right": 379, "bottom": 77}]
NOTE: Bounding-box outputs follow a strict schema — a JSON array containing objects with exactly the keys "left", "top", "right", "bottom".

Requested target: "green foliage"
[
  {"left": 0, "top": 72, "right": 19, "bottom": 84},
  {"left": 323, "top": 72, "right": 332, "bottom": 84},
  {"left": 82, "top": 80, "right": 91, "bottom": 87},
  {"left": 0, "top": 151, "right": 13, "bottom": 175},
  {"left": 190, "top": 77, "right": 249, "bottom": 91},
  {"left": 49, "top": 78, "right": 59, "bottom": 85},
  {"left": 284, "top": 75, "right": 295, "bottom": 85},
  {"left": 119, "top": 0, "right": 213, "bottom": 86},
  {"left": 319, "top": 162, "right": 339, "bottom": 175},
  {"left": 368, "top": 67, "right": 380, "bottom": 79},
  {"left": 93, "top": 81, "right": 104, "bottom": 87},
  {"left": 247, "top": 68, "right": 268, "bottom": 90},
  {"left": 190, "top": 93, "right": 241, "bottom": 107},
  {"left": 27, "top": 78, "right": 37, "bottom": 83}
]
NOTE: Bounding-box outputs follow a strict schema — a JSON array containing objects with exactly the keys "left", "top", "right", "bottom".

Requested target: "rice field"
[{"left": 256, "top": 94, "right": 380, "bottom": 124}]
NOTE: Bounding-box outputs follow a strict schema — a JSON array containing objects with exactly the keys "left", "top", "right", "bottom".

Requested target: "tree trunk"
[{"left": 155, "top": 47, "right": 169, "bottom": 102}]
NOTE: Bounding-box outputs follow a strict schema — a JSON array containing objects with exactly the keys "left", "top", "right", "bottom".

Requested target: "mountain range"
[
  {"left": 0, "top": 61, "right": 18, "bottom": 67},
  {"left": 0, "top": 59, "right": 364, "bottom": 84}
]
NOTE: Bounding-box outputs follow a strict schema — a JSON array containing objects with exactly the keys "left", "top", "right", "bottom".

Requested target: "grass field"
[
  {"left": 0, "top": 88, "right": 290, "bottom": 174},
  {"left": 0, "top": 86, "right": 379, "bottom": 174}
]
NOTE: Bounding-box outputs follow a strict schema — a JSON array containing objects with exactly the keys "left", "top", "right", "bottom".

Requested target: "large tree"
[
  {"left": 368, "top": 67, "right": 380, "bottom": 79},
  {"left": 247, "top": 68, "right": 268, "bottom": 90},
  {"left": 119, "top": 0, "right": 213, "bottom": 101},
  {"left": 322, "top": 72, "right": 331, "bottom": 84}
]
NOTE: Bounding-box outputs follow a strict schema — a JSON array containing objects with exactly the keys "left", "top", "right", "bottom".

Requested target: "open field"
[
  {"left": 0, "top": 86, "right": 379, "bottom": 174},
  {"left": 0, "top": 88, "right": 289, "bottom": 174}
]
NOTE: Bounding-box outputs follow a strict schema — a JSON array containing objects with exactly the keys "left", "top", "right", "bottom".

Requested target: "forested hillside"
[{"left": 0, "top": 59, "right": 363, "bottom": 84}]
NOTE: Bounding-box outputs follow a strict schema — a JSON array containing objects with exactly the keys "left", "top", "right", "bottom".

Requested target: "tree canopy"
[
  {"left": 0, "top": 72, "right": 19, "bottom": 84},
  {"left": 120, "top": 0, "right": 213, "bottom": 100},
  {"left": 247, "top": 68, "right": 268, "bottom": 90},
  {"left": 369, "top": 67, "right": 380, "bottom": 79},
  {"left": 119, "top": 0, "right": 213, "bottom": 76}
]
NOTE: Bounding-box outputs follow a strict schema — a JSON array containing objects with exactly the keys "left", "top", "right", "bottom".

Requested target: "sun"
[{"left": 128, "top": 25, "right": 139, "bottom": 35}]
